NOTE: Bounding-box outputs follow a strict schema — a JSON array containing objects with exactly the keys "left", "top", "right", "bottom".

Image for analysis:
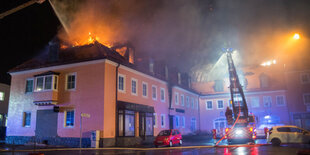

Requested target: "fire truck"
[{"left": 224, "top": 48, "right": 256, "bottom": 144}]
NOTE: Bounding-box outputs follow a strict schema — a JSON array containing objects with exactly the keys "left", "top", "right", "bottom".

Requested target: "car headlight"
[{"left": 236, "top": 129, "right": 243, "bottom": 135}]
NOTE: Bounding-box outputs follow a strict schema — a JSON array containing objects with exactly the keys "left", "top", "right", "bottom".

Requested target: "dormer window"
[{"left": 34, "top": 71, "right": 59, "bottom": 92}]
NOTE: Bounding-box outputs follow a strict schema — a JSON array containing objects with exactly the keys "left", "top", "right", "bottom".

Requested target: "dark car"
[{"left": 154, "top": 129, "right": 182, "bottom": 147}]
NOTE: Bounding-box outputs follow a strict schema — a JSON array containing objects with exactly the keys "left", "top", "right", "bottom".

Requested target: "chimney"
[
  {"left": 149, "top": 58, "right": 154, "bottom": 75},
  {"left": 48, "top": 38, "right": 60, "bottom": 62},
  {"left": 165, "top": 65, "right": 169, "bottom": 80},
  {"left": 177, "top": 72, "right": 181, "bottom": 85}
]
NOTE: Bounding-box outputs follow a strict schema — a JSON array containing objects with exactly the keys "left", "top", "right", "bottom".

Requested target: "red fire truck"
[{"left": 223, "top": 48, "right": 256, "bottom": 144}]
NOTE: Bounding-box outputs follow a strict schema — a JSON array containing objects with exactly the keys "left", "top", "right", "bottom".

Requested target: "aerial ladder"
[{"left": 224, "top": 48, "right": 256, "bottom": 144}]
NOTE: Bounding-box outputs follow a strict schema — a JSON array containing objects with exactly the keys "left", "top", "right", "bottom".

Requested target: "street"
[{"left": 0, "top": 143, "right": 309, "bottom": 155}]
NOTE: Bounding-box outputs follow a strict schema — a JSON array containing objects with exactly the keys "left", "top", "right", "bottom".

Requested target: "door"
[
  {"left": 36, "top": 110, "right": 58, "bottom": 138},
  {"left": 139, "top": 113, "right": 145, "bottom": 138}
]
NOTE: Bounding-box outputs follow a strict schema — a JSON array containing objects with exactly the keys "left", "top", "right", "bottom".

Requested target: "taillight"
[
  {"left": 249, "top": 127, "right": 253, "bottom": 132},
  {"left": 252, "top": 134, "right": 256, "bottom": 139}
]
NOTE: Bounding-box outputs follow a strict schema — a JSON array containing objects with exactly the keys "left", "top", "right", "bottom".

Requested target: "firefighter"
[{"left": 212, "top": 129, "right": 217, "bottom": 144}]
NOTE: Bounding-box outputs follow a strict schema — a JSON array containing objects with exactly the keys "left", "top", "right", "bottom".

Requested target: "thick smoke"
[{"left": 50, "top": 0, "right": 310, "bottom": 82}]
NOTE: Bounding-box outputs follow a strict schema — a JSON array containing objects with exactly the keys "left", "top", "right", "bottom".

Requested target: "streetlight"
[{"left": 293, "top": 33, "right": 300, "bottom": 40}]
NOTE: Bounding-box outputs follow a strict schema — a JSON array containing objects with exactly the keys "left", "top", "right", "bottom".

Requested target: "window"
[
  {"left": 301, "top": 73, "right": 310, "bottom": 84},
  {"left": 131, "top": 78, "right": 137, "bottom": 95},
  {"left": 66, "top": 73, "right": 76, "bottom": 90},
  {"left": 263, "top": 96, "right": 272, "bottom": 107},
  {"left": 206, "top": 101, "right": 213, "bottom": 110},
  {"left": 276, "top": 96, "right": 285, "bottom": 106},
  {"left": 260, "top": 73, "right": 269, "bottom": 88},
  {"left": 142, "top": 82, "right": 148, "bottom": 97},
  {"left": 23, "top": 112, "right": 31, "bottom": 127},
  {"left": 161, "top": 114, "right": 165, "bottom": 128},
  {"left": 186, "top": 96, "right": 190, "bottom": 108},
  {"left": 118, "top": 110, "right": 135, "bottom": 136},
  {"left": 303, "top": 94, "right": 310, "bottom": 105},
  {"left": 251, "top": 97, "right": 260, "bottom": 108},
  {"left": 153, "top": 113, "right": 157, "bottom": 128},
  {"left": 25, "top": 79, "right": 34, "bottom": 93},
  {"left": 118, "top": 74, "right": 125, "bottom": 92},
  {"left": 191, "top": 98, "right": 195, "bottom": 109},
  {"left": 160, "top": 88, "right": 165, "bottom": 102},
  {"left": 65, "top": 110, "right": 75, "bottom": 127},
  {"left": 217, "top": 100, "right": 224, "bottom": 109},
  {"left": 180, "top": 116, "right": 185, "bottom": 128},
  {"left": 35, "top": 75, "right": 58, "bottom": 91},
  {"left": 145, "top": 113, "right": 153, "bottom": 136},
  {"left": 181, "top": 95, "right": 184, "bottom": 106},
  {"left": 195, "top": 99, "right": 199, "bottom": 110},
  {"left": 152, "top": 85, "right": 157, "bottom": 100},
  {"left": 190, "top": 118, "right": 196, "bottom": 132},
  {"left": 277, "top": 127, "right": 290, "bottom": 132},
  {"left": 175, "top": 116, "right": 180, "bottom": 128},
  {"left": 214, "top": 80, "right": 224, "bottom": 92},
  {"left": 228, "top": 99, "right": 232, "bottom": 108},
  {"left": 0, "top": 92, "right": 4, "bottom": 101},
  {"left": 175, "top": 92, "right": 179, "bottom": 105}
]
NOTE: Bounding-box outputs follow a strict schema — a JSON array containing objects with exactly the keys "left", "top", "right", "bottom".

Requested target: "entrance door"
[
  {"left": 169, "top": 115, "right": 174, "bottom": 129},
  {"left": 36, "top": 110, "right": 58, "bottom": 138},
  {"left": 139, "top": 113, "right": 145, "bottom": 137}
]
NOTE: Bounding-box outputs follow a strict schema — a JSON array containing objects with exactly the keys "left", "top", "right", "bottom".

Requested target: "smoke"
[{"left": 49, "top": 0, "right": 310, "bottom": 82}]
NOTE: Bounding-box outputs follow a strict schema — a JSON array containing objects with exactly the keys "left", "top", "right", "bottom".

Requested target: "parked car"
[
  {"left": 256, "top": 124, "right": 284, "bottom": 138},
  {"left": 267, "top": 125, "right": 310, "bottom": 146},
  {"left": 154, "top": 129, "right": 182, "bottom": 147}
]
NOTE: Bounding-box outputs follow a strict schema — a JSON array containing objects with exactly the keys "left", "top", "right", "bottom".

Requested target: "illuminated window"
[
  {"left": 65, "top": 110, "right": 75, "bottom": 127},
  {"left": 0, "top": 92, "right": 4, "bottom": 101},
  {"left": 131, "top": 78, "right": 137, "bottom": 95},
  {"left": 118, "top": 74, "right": 125, "bottom": 92},
  {"left": 206, "top": 100, "right": 213, "bottom": 110},
  {"left": 152, "top": 85, "right": 157, "bottom": 100},
  {"left": 160, "top": 88, "right": 165, "bottom": 102},
  {"left": 175, "top": 92, "right": 179, "bottom": 105},
  {"left": 66, "top": 73, "right": 76, "bottom": 90},
  {"left": 35, "top": 75, "right": 58, "bottom": 91},
  {"left": 142, "top": 82, "right": 148, "bottom": 97},
  {"left": 25, "top": 79, "right": 34, "bottom": 93},
  {"left": 23, "top": 112, "right": 31, "bottom": 127}
]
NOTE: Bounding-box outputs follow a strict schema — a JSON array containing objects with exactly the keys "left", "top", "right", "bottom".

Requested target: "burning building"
[{"left": 6, "top": 39, "right": 200, "bottom": 147}]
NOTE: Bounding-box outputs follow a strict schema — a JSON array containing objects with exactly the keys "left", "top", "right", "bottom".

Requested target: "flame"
[{"left": 61, "top": 32, "right": 113, "bottom": 49}]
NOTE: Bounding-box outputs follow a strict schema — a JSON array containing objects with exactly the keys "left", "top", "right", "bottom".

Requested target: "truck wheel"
[
  {"left": 179, "top": 139, "right": 183, "bottom": 146},
  {"left": 169, "top": 141, "right": 173, "bottom": 147},
  {"left": 271, "top": 138, "right": 281, "bottom": 146}
]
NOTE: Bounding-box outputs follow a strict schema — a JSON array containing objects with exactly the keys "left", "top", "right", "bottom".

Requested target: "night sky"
[{"left": 1, "top": 0, "right": 310, "bottom": 85}]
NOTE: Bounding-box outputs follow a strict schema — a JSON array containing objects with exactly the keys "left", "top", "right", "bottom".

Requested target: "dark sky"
[{"left": 1, "top": 0, "right": 310, "bottom": 84}]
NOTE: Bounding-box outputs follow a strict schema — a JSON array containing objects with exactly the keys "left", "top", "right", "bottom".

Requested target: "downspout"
[{"left": 115, "top": 63, "right": 120, "bottom": 146}]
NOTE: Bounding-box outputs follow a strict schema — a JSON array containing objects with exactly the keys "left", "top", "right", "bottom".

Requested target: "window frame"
[
  {"left": 25, "top": 78, "right": 34, "bottom": 93},
  {"left": 303, "top": 93, "right": 310, "bottom": 105},
  {"left": 276, "top": 95, "right": 286, "bottom": 106},
  {"left": 300, "top": 73, "right": 310, "bottom": 84},
  {"left": 23, "top": 112, "right": 31, "bottom": 127},
  {"left": 64, "top": 110, "right": 75, "bottom": 128},
  {"left": 153, "top": 113, "right": 157, "bottom": 128},
  {"left": 160, "top": 87, "right": 165, "bottom": 102},
  {"left": 263, "top": 96, "right": 272, "bottom": 107},
  {"left": 186, "top": 96, "right": 190, "bottom": 108},
  {"left": 161, "top": 114, "right": 165, "bottom": 128},
  {"left": 152, "top": 85, "right": 157, "bottom": 100},
  {"left": 118, "top": 74, "right": 126, "bottom": 93},
  {"left": 66, "top": 73, "right": 77, "bottom": 91},
  {"left": 180, "top": 94, "right": 185, "bottom": 106},
  {"left": 206, "top": 100, "right": 213, "bottom": 110},
  {"left": 34, "top": 75, "right": 58, "bottom": 92},
  {"left": 131, "top": 78, "right": 138, "bottom": 96},
  {"left": 217, "top": 100, "right": 224, "bottom": 109},
  {"left": 142, "top": 81, "right": 148, "bottom": 98},
  {"left": 175, "top": 92, "right": 179, "bottom": 105}
]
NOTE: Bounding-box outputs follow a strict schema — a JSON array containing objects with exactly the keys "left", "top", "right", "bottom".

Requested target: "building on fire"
[{"left": 6, "top": 39, "right": 310, "bottom": 147}]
